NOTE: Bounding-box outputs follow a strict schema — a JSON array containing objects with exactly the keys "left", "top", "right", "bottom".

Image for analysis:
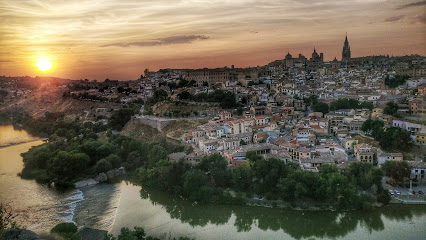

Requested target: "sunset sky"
[{"left": 0, "top": 0, "right": 425, "bottom": 80}]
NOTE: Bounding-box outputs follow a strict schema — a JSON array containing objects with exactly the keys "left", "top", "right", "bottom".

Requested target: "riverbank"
[
  {"left": 0, "top": 138, "right": 46, "bottom": 149},
  {"left": 392, "top": 195, "right": 426, "bottom": 204}
]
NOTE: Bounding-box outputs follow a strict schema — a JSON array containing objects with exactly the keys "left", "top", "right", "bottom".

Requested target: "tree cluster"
[
  {"left": 361, "top": 119, "right": 412, "bottom": 151},
  {"left": 385, "top": 75, "right": 410, "bottom": 88},
  {"left": 105, "top": 226, "right": 193, "bottom": 240},
  {"left": 312, "top": 102, "right": 329, "bottom": 114},
  {"left": 109, "top": 104, "right": 140, "bottom": 131},
  {"left": 382, "top": 160, "right": 412, "bottom": 185},
  {"left": 137, "top": 152, "right": 387, "bottom": 210},
  {"left": 177, "top": 89, "right": 239, "bottom": 109},
  {"left": 20, "top": 122, "right": 177, "bottom": 188},
  {"left": 329, "top": 98, "right": 374, "bottom": 111},
  {"left": 309, "top": 97, "right": 374, "bottom": 114}
]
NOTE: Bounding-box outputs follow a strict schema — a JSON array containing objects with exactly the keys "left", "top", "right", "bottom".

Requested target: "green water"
[{"left": 111, "top": 182, "right": 426, "bottom": 240}]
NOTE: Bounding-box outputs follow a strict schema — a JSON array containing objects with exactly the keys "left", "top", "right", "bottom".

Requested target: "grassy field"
[{"left": 351, "top": 134, "right": 380, "bottom": 148}]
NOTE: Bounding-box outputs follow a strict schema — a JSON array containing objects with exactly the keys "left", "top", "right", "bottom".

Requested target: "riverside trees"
[
  {"left": 137, "top": 152, "right": 387, "bottom": 210},
  {"left": 19, "top": 116, "right": 175, "bottom": 188}
]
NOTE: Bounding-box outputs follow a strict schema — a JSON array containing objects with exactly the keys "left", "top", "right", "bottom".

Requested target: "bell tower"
[{"left": 342, "top": 33, "right": 351, "bottom": 61}]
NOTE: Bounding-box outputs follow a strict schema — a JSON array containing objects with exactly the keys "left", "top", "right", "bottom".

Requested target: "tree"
[
  {"left": 371, "top": 167, "right": 384, "bottom": 189},
  {"left": 392, "top": 128, "right": 412, "bottom": 150},
  {"left": 183, "top": 169, "right": 211, "bottom": 202},
  {"left": 382, "top": 160, "right": 411, "bottom": 185},
  {"left": 359, "top": 101, "right": 374, "bottom": 110},
  {"left": 319, "top": 163, "right": 339, "bottom": 176},
  {"left": 361, "top": 119, "right": 385, "bottom": 139},
  {"left": 361, "top": 119, "right": 373, "bottom": 133},
  {"left": 384, "top": 101, "right": 399, "bottom": 117},
  {"left": 95, "top": 158, "right": 113, "bottom": 173},
  {"left": 304, "top": 95, "right": 318, "bottom": 107},
  {"left": 232, "top": 165, "right": 252, "bottom": 191},
  {"left": 246, "top": 151, "right": 263, "bottom": 167},
  {"left": 312, "top": 102, "right": 329, "bottom": 114},
  {"left": 384, "top": 75, "right": 409, "bottom": 88},
  {"left": 177, "top": 91, "right": 193, "bottom": 100},
  {"left": 106, "top": 227, "right": 147, "bottom": 240},
  {"left": 379, "top": 127, "right": 412, "bottom": 151},
  {"left": 349, "top": 162, "right": 375, "bottom": 191},
  {"left": 125, "top": 151, "right": 144, "bottom": 169},
  {"left": 166, "top": 160, "right": 191, "bottom": 194},
  {"left": 148, "top": 145, "right": 168, "bottom": 164},
  {"left": 104, "top": 154, "right": 122, "bottom": 168},
  {"left": 198, "top": 153, "right": 230, "bottom": 187},
  {"left": 177, "top": 79, "right": 189, "bottom": 88},
  {"left": 48, "top": 151, "right": 90, "bottom": 180},
  {"left": 324, "top": 173, "right": 358, "bottom": 209},
  {"left": 153, "top": 90, "right": 168, "bottom": 101},
  {"left": 251, "top": 158, "right": 287, "bottom": 196},
  {"left": 51, "top": 222, "right": 79, "bottom": 240},
  {"left": 329, "top": 98, "right": 360, "bottom": 110},
  {"left": 377, "top": 188, "right": 391, "bottom": 205},
  {"left": 109, "top": 108, "right": 135, "bottom": 131}
]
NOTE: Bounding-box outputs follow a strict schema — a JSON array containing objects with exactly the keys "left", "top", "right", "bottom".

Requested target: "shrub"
[
  {"left": 377, "top": 188, "right": 391, "bottom": 205},
  {"left": 95, "top": 159, "right": 113, "bottom": 173},
  {"left": 50, "top": 222, "right": 80, "bottom": 239}
]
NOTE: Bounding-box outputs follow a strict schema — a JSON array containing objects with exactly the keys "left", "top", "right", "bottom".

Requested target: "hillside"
[
  {"left": 162, "top": 119, "right": 208, "bottom": 138},
  {"left": 1, "top": 87, "right": 121, "bottom": 119},
  {"left": 152, "top": 100, "right": 220, "bottom": 117},
  {"left": 120, "top": 121, "right": 166, "bottom": 142}
]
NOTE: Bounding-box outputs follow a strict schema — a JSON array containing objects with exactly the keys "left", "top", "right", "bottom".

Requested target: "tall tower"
[{"left": 342, "top": 33, "right": 351, "bottom": 61}]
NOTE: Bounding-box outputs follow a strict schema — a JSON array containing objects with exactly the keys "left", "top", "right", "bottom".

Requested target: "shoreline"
[{"left": 0, "top": 138, "right": 46, "bottom": 149}]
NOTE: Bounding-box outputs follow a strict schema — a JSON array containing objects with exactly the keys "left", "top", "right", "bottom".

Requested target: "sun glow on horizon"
[{"left": 36, "top": 58, "right": 53, "bottom": 72}]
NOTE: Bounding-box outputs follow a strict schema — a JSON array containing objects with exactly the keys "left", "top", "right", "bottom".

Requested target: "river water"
[{"left": 1, "top": 125, "right": 425, "bottom": 239}]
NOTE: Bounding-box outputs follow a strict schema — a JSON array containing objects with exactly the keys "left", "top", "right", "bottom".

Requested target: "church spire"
[{"left": 342, "top": 33, "right": 351, "bottom": 61}]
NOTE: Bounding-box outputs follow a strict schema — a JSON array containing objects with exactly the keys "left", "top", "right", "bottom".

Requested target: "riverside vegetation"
[
  {"left": 0, "top": 204, "right": 193, "bottom": 240},
  {"left": 137, "top": 152, "right": 390, "bottom": 210},
  {"left": 0, "top": 109, "right": 183, "bottom": 189},
  {"left": 1, "top": 109, "right": 391, "bottom": 210}
]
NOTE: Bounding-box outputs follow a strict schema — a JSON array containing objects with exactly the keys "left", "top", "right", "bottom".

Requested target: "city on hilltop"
[{"left": 1, "top": 0, "right": 426, "bottom": 239}]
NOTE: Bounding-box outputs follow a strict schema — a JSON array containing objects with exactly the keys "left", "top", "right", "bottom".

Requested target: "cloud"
[
  {"left": 385, "top": 15, "right": 404, "bottom": 22},
  {"left": 100, "top": 35, "right": 209, "bottom": 47},
  {"left": 416, "top": 13, "right": 426, "bottom": 24},
  {"left": 396, "top": 1, "right": 426, "bottom": 9}
]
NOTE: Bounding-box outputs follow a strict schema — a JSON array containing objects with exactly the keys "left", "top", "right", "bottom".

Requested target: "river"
[{"left": 0, "top": 125, "right": 425, "bottom": 239}]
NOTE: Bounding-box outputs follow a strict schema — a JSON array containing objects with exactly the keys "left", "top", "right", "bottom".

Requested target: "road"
[
  {"left": 134, "top": 114, "right": 209, "bottom": 122},
  {"left": 382, "top": 177, "right": 426, "bottom": 195}
]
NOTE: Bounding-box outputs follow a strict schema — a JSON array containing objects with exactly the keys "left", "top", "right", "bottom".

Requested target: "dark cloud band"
[
  {"left": 385, "top": 15, "right": 404, "bottom": 22},
  {"left": 100, "top": 35, "right": 209, "bottom": 47},
  {"left": 396, "top": 1, "right": 426, "bottom": 10}
]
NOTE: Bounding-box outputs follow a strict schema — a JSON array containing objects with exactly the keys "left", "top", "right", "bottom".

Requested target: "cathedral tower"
[{"left": 342, "top": 33, "right": 351, "bottom": 61}]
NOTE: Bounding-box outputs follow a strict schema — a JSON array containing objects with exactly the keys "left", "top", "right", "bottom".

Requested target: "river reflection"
[{"left": 131, "top": 181, "right": 426, "bottom": 240}]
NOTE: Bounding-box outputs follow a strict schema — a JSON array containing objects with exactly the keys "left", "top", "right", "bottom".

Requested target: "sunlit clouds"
[{"left": 0, "top": 0, "right": 425, "bottom": 80}]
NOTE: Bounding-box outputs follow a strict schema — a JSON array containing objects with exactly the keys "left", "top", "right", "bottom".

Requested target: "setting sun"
[{"left": 36, "top": 59, "right": 53, "bottom": 72}]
